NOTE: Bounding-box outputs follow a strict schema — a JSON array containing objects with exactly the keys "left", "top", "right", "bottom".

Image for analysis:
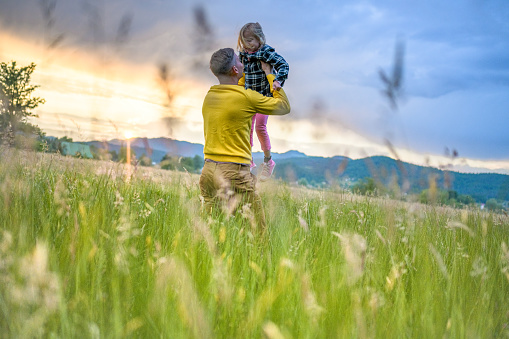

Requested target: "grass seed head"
[{"left": 333, "top": 232, "right": 367, "bottom": 285}]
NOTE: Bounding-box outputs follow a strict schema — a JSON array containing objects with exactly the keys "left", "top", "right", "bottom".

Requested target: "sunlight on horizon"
[{"left": 123, "top": 130, "right": 134, "bottom": 140}]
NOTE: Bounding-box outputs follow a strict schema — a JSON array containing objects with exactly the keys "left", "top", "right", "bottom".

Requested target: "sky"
[{"left": 1, "top": 0, "right": 508, "bottom": 174}]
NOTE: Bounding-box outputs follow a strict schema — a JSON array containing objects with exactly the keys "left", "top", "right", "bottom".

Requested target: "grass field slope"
[{"left": 1, "top": 148, "right": 508, "bottom": 338}]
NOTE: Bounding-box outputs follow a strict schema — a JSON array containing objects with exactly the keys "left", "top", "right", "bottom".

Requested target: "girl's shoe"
[{"left": 259, "top": 159, "right": 275, "bottom": 181}]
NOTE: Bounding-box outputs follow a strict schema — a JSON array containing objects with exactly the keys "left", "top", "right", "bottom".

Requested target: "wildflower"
[
  {"left": 446, "top": 221, "right": 475, "bottom": 237},
  {"left": 429, "top": 244, "right": 449, "bottom": 280},
  {"left": 191, "top": 219, "right": 216, "bottom": 254},
  {"left": 301, "top": 272, "right": 324, "bottom": 322},
  {"left": 482, "top": 221, "right": 488, "bottom": 237},
  {"left": 332, "top": 232, "right": 367, "bottom": 285},
  {"left": 114, "top": 211, "right": 141, "bottom": 273},
  {"left": 461, "top": 210, "right": 469, "bottom": 224},
  {"left": 385, "top": 261, "right": 407, "bottom": 291},
  {"left": 368, "top": 289, "right": 385, "bottom": 313},
  {"left": 298, "top": 209, "right": 309, "bottom": 232},
  {"left": 317, "top": 205, "right": 328, "bottom": 228},
  {"left": 249, "top": 261, "right": 263, "bottom": 277},
  {"left": 501, "top": 242, "right": 509, "bottom": 282},
  {"left": 279, "top": 258, "right": 295, "bottom": 270},
  {"left": 154, "top": 256, "right": 212, "bottom": 339},
  {"left": 375, "top": 229, "right": 387, "bottom": 245},
  {"left": 456, "top": 243, "right": 469, "bottom": 258},
  {"left": 154, "top": 198, "right": 165, "bottom": 206},
  {"left": 240, "top": 203, "right": 256, "bottom": 232},
  {"left": 1, "top": 241, "right": 61, "bottom": 337},
  {"left": 349, "top": 210, "right": 365, "bottom": 225},
  {"left": 263, "top": 321, "right": 285, "bottom": 339},
  {"left": 219, "top": 226, "right": 226, "bottom": 243},
  {"left": 212, "top": 258, "right": 233, "bottom": 305},
  {"left": 0, "top": 230, "right": 13, "bottom": 253},
  {"left": 53, "top": 179, "right": 70, "bottom": 216},
  {"left": 470, "top": 256, "right": 488, "bottom": 278},
  {"left": 125, "top": 317, "right": 144, "bottom": 336},
  {"left": 88, "top": 323, "right": 100, "bottom": 339},
  {"left": 140, "top": 208, "right": 152, "bottom": 218},
  {"left": 237, "top": 287, "right": 246, "bottom": 302},
  {"left": 114, "top": 190, "right": 124, "bottom": 207}
]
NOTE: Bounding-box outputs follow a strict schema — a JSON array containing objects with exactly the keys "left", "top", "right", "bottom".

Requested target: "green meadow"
[{"left": 1, "top": 148, "right": 508, "bottom": 338}]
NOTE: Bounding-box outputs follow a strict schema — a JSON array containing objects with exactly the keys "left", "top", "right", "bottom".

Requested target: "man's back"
[{"left": 202, "top": 76, "right": 290, "bottom": 165}]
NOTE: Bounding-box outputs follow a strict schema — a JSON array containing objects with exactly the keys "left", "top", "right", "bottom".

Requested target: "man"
[{"left": 199, "top": 47, "right": 291, "bottom": 232}]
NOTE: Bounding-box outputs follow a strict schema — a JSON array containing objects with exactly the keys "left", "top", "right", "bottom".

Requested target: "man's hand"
[{"left": 260, "top": 61, "right": 273, "bottom": 76}]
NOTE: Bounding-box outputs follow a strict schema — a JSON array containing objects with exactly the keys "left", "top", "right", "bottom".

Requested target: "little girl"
[{"left": 237, "top": 22, "right": 289, "bottom": 181}]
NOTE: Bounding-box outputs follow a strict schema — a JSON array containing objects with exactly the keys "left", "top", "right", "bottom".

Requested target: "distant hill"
[
  {"left": 270, "top": 155, "right": 509, "bottom": 202},
  {"left": 85, "top": 137, "right": 204, "bottom": 163},
  {"left": 85, "top": 137, "right": 305, "bottom": 163},
  {"left": 85, "top": 137, "right": 509, "bottom": 203}
]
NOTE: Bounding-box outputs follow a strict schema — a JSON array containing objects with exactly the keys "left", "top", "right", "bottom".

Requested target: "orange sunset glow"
[{"left": 2, "top": 30, "right": 207, "bottom": 142}]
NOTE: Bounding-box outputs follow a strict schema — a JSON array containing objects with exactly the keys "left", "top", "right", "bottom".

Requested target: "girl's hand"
[{"left": 272, "top": 80, "right": 281, "bottom": 91}]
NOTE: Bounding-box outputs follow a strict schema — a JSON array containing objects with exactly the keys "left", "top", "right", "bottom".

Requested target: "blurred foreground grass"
[{"left": 0, "top": 148, "right": 508, "bottom": 338}]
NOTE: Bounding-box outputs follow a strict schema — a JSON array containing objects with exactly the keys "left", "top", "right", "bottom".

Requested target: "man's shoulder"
[{"left": 205, "top": 84, "right": 254, "bottom": 98}]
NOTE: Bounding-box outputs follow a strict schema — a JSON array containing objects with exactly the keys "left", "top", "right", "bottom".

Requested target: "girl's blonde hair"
[{"left": 237, "top": 22, "right": 266, "bottom": 52}]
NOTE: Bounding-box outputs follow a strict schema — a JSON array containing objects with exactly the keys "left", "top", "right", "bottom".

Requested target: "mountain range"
[{"left": 84, "top": 137, "right": 509, "bottom": 203}]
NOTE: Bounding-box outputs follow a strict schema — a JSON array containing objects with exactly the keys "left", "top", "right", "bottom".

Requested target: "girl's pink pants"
[{"left": 250, "top": 113, "right": 271, "bottom": 151}]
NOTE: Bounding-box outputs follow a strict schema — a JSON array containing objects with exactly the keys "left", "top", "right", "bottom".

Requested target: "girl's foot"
[{"left": 259, "top": 159, "right": 275, "bottom": 181}]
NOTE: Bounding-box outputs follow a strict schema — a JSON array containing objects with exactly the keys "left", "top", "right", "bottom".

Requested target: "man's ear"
[{"left": 231, "top": 65, "right": 239, "bottom": 75}]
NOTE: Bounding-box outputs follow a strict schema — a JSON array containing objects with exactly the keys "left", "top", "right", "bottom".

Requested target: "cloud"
[{"left": 398, "top": 86, "right": 509, "bottom": 158}]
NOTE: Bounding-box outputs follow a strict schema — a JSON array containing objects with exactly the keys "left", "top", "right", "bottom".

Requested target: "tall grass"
[{"left": 1, "top": 148, "right": 508, "bottom": 338}]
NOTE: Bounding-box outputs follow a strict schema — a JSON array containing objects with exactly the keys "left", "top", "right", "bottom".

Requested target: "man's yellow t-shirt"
[{"left": 202, "top": 74, "right": 290, "bottom": 165}]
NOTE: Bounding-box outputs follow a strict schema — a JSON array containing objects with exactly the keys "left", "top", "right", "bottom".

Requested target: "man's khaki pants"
[{"left": 199, "top": 161, "right": 267, "bottom": 232}]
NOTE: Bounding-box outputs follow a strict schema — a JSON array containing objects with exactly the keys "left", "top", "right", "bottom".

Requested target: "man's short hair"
[{"left": 209, "top": 48, "right": 235, "bottom": 76}]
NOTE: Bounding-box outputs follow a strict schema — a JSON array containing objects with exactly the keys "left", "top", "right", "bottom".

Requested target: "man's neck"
[{"left": 217, "top": 75, "right": 240, "bottom": 85}]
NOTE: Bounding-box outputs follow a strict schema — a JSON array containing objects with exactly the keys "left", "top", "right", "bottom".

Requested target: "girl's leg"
[
  {"left": 254, "top": 114, "right": 271, "bottom": 160},
  {"left": 254, "top": 114, "right": 276, "bottom": 181}
]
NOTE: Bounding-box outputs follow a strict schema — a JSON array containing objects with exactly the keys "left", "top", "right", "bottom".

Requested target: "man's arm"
[{"left": 250, "top": 72, "right": 290, "bottom": 116}]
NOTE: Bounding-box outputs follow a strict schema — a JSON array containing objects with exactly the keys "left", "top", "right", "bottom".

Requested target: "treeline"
[
  {"left": 275, "top": 156, "right": 509, "bottom": 207},
  {"left": 349, "top": 177, "right": 506, "bottom": 211}
]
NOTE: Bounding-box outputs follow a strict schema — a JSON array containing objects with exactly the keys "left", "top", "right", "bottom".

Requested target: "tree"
[
  {"left": 352, "top": 177, "right": 380, "bottom": 196},
  {"left": 180, "top": 156, "right": 194, "bottom": 171},
  {"left": 138, "top": 153, "right": 152, "bottom": 167},
  {"left": 457, "top": 194, "right": 475, "bottom": 206},
  {"left": 192, "top": 154, "right": 204, "bottom": 171},
  {"left": 160, "top": 154, "right": 203, "bottom": 172},
  {"left": 297, "top": 178, "right": 309, "bottom": 187},
  {"left": 118, "top": 146, "right": 136, "bottom": 164},
  {"left": 486, "top": 198, "right": 502, "bottom": 211},
  {"left": 109, "top": 150, "right": 119, "bottom": 162},
  {"left": 0, "top": 61, "right": 46, "bottom": 145},
  {"left": 160, "top": 154, "right": 180, "bottom": 171}
]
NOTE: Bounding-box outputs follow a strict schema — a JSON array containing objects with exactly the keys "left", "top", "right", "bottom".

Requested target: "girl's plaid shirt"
[{"left": 239, "top": 44, "right": 289, "bottom": 97}]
